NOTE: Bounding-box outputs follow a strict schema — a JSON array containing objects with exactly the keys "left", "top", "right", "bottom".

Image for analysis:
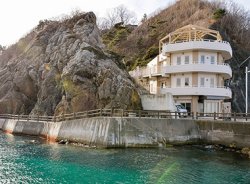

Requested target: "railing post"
[
  {"left": 175, "top": 111, "right": 177, "bottom": 119},
  {"left": 139, "top": 110, "right": 141, "bottom": 118},
  {"left": 100, "top": 108, "right": 103, "bottom": 117},
  {"left": 234, "top": 112, "right": 236, "bottom": 122},
  {"left": 74, "top": 112, "right": 76, "bottom": 119},
  {"left": 157, "top": 111, "right": 160, "bottom": 119},
  {"left": 62, "top": 113, "right": 65, "bottom": 121},
  {"left": 121, "top": 109, "right": 124, "bottom": 117},
  {"left": 192, "top": 112, "right": 194, "bottom": 119},
  {"left": 37, "top": 115, "right": 39, "bottom": 122},
  {"left": 18, "top": 114, "right": 20, "bottom": 121},
  {"left": 196, "top": 112, "right": 198, "bottom": 120},
  {"left": 214, "top": 112, "right": 216, "bottom": 120},
  {"left": 111, "top": 108, "right": 114, "bottom": 117}
]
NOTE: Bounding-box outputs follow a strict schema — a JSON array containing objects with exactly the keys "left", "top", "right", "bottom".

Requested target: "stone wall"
[{"left": 0, "top": 118, "right": 250, "bottom": 148}]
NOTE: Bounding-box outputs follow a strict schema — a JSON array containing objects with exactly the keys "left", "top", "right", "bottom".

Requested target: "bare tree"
[
  {"left": 98, "top": 5, "right": 137, "bottom": 29},
  {"left": 0, "top": 45, "right": 6, "bottom": 55},
  {"left": 97, "top": 17, "right": 110, "bottom": 30}
]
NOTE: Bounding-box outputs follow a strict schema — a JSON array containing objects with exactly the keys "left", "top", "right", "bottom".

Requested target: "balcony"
[
  {"left": 162, "top": 39, "right": 232, "bottom": 60},
  {"left": 160, "top": 86, "right": 232, "bottom": 98},
  {"left": 164, "top": 62, "right": 232, "bottom": 79},
  {"left": 129, "top": 62, "right": 232, "bottom": 79},
  {"left": 129, "top": 66, "right": 165, "bottom": 78}
]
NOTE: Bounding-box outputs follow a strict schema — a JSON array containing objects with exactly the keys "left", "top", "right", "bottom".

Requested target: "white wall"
[
  {"left": 141, "top": 93, "right": 175, "bottom": 111},
  {"left": 171, "top": 51, "right": 193, "bottom": 65},
  {"left": 170, "top": 51, "right": 218, "bottom": 65},
  {"left": 150, "top": 80, "right": 157, "bottom": 94},
  {"left": 198, "top": 51, "right": 217, "bottom": 64},
  {"left": 147, "top": 54, "right": 167, "bottom": 67},
  {"left": 198, "top": 73, "right": 217, "bottom": 87},
  {"left": 171, "top": 73, "right": 192, "bottom": 88}
]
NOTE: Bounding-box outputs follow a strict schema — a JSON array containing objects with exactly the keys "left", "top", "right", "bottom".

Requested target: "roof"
[{"left": 159, "top": 24, "right": 222, "bottom": 45}]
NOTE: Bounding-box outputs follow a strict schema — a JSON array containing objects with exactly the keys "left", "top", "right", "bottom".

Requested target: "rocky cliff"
[{"left": 0, "top": 12, "right": 141, "bottom": 115}]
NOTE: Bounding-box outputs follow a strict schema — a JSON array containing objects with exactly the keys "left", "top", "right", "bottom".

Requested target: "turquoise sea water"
[{"left": 0, "top": 131, "right": 250, "bottom": 184}]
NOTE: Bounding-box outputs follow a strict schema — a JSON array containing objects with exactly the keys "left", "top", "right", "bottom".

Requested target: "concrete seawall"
[{"left": 0, "top": 117, "right": 250, "bottom": 148}]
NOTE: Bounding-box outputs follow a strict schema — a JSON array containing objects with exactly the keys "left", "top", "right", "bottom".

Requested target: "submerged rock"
[
  {"left": 241, "top": 147, "right": 250, "bottom": 158},
  {"left": 58, "top": 139, "right": 69, "bottom": 145}
]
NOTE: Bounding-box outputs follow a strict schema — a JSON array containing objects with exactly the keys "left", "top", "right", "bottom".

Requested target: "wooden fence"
[{"left": 0, "top": 109, "right": 250, "bottom": 122}]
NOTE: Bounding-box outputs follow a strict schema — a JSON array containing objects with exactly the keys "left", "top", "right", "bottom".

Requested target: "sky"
[{"left": 0, "top": 0, "right": 249, "bottom": 46}]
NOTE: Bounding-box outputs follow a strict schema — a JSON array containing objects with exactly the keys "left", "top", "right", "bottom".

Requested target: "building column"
[{"left": 191, "top": 96, "right": 199, "bottom": 113}]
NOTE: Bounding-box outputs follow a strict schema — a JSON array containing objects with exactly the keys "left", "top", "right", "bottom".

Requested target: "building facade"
[{"left": 130, "top": 25, "right": 232, "bottom": 114}]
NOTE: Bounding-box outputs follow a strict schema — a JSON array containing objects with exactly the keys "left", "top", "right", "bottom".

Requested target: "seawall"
[{"left": 0, "top": 117, "right": 250, "bottom": 148}]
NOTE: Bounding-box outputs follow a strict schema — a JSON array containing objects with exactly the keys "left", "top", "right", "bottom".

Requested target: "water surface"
[{"left": 0, "top": 131, "right": 249, "bottom": 184}]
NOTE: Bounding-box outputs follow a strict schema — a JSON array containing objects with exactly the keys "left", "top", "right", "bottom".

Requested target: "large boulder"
[{"left": 0, "top": 12, "right": 141, "bottom": 115}]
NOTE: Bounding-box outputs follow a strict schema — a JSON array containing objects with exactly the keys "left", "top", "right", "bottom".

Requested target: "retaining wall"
[{"left": 0, "top": 118, "right": 249, "bottom": 148}]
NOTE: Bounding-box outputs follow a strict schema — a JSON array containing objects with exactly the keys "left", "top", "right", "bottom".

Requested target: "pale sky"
[{"left": 0, "top": 0, "right": 249, "bottom": 46}]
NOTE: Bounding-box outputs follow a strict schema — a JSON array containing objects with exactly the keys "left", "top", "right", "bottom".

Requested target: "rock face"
[{"left": 0, "top": 12, "right": 141, "bottom": 115}]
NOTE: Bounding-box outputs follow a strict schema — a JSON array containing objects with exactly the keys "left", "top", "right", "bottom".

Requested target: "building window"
[
  {"left": 184, "top": 56, "right": 189, "bottom": 64},
  {"left": 211, "top": 56, "right": 215, "bottom": 64},
  {"left": 201, "top": 55, "right": 205, "bottom": 64},
  {"left": 177, "top": 56, "right": 181, "bottom": 65},
  {"left": 185, "top": 77, "right": 189, "bottom": 86},
  {"left": 176, "top": 78, "right": 181, "bottom": 87},
  {"left": 161, "top": 82, "right": 164, "bottom": 88},
  {"left": 200, "top": 77, "right": 205, "bottom": 87},
  {"left": 210, "top": 78, "right": 215, "bottom": 87}
]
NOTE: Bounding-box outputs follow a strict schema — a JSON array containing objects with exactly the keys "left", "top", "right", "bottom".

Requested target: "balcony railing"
[
  {"left": 162, "top": 39, "right": 232, "bottom": 60},
  {"left": 160, "top": 85, "right": 232, "bottom": 98},
  {"left": 129, "top": 65, "right": 164, "bottom": 78},
  {"left": 164, "top": 62, "right": 232, "bottom": 79},
  {"left": 129, "top": 62, "right": 232, "bottom": 79}
]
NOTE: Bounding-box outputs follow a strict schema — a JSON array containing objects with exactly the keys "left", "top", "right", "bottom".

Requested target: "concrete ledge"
[{"left": 0, "top": 117, "right": 250, "bottom": 148}]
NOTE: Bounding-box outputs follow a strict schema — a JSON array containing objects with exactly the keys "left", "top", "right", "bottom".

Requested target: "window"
[
  {"left": 201, "top": 55, "right": 205, "bottom": 64},
  {"left": 210, "top": 78, "right": 215, "bottom": 87},
  {"left": 184, "top": 56, "right": 189, "bottom": 64},
  {"left": 211, "top": 56, "right": 215, "bottom": 64},
  {"left": 177, "top": 56, "right": 181, "bottom": 65},
  {"left": 200, "top": 77, "right": 205, "bottom": 87},
  {"left": 176, "top": 78, "right": 181, "bottom": 87},
  {"left": 161, "top": 82, "right": 164, "bottom": 88},
  {"left": 185, "top": 77, "right": 189, "bottom": 86}
]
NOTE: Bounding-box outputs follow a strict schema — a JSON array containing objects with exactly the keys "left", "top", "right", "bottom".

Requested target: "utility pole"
[{"left": 246, "top": 66, "right": 248, "bottom": 115}]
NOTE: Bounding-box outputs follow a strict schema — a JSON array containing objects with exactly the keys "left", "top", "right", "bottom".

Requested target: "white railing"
[
  {"left": 164, "top": 61, "right": 232, "bottom": 78},
  {"left": 166, "top": 39, "right": 230, "bottom": 45},
  {"left": 162, "top": 39, "right": 232, "bottom": 60},
  {"left": 129, "top": 62, "right": 232, "bottom": 79},
  {"left": 160, "top": 85, "right": 232, "bottom": 98}
]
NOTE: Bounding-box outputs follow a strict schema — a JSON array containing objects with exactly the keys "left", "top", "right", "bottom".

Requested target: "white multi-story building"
[{"left": 130, "top": 25, "right": 232, "bottom": 113}]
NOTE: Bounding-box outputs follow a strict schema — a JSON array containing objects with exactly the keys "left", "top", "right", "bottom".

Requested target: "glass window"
[
  {"left": 177, "top": 56, "right": 181, "bottom": 65},
  {"left": 185, "top": 77, "right": 189, "bottom": 86},
  {"left": 176, "top": 78, "right": 181, "bottom": 87},
  {"left": 210, "top": 78, "right": 215, "bottom": 87},
  {"left": 211, "top": 56, "right": 215, "bottom": 64},
  {"left": 184, "top": 56, "right": 189, "bottom": 64},
  {"left": 200, "top": 77, "right": 205, "bottom": 87},
  {"left": 201, "top": 55, "right": 205, "bottom": 64}
]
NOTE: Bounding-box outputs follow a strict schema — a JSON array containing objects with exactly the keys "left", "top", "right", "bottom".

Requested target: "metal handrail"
[{"left": 1, "top": 109, "right": 250, "bottom": 122}]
